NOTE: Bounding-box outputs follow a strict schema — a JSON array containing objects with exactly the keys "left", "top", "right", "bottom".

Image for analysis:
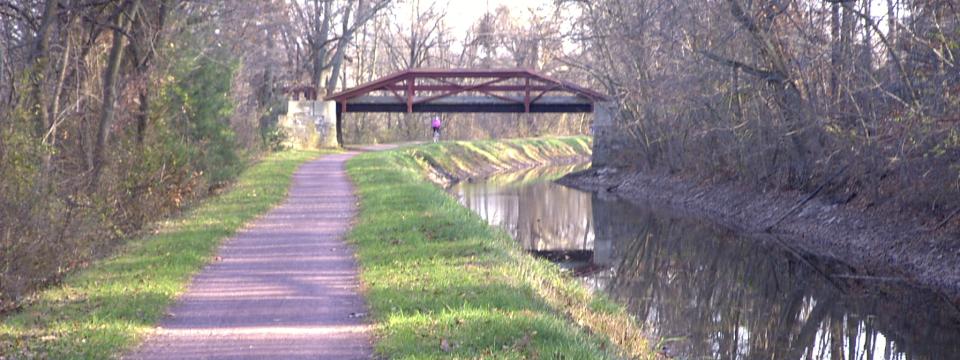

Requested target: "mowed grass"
[
  {"left": 347, "top": 137, "right": 653, "bottom": 359},
  {"left": 0, "top": 150, "right": 322, "bottom": 359}
]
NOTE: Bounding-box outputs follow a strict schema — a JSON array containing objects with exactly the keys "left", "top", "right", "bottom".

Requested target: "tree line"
[{"left": 568, "top": 0, "right": 959, "bottom": 226}]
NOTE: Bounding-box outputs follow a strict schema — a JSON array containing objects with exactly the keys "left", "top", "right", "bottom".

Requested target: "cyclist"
[{"left": 431, "top": 116, "right": 442, "bottom": 142}]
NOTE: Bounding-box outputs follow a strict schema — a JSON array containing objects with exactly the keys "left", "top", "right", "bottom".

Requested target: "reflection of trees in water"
[
  {"left": 456, "top": 167, "right": 960, "bottom": 359},
  {"left": 511, "top": 182, "right": 592, "bottom": 251},
  {"left": 456, "top": 165, "right": 594, "bottom": 252},
  {"left": 591, "top": 197, "right": 960, "bottom": 360},
  {"left": 477, "top": 163, "right": 589, "bottom": 187}
]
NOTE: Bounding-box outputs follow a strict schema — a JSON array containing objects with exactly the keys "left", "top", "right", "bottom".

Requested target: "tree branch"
[{"left": 699, "top": 50, "right": 786, "bottom": 83}]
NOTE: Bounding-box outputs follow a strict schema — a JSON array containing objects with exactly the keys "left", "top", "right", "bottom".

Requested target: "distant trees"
[
  {"left": 285, "top": 0, "right": 390, "bottom": 94},
  {"left": 337, "top": 2, "right": 592, "bottom": 143},
  {"left": 284, "top": 0, "right": 389, "bottom": 144}
]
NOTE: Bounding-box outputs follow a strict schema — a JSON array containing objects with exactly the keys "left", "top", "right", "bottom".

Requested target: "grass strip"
[
  {"left": 347, "top": 137, "right": 654, "bottom": 359},
  {"left": 0, "top": 150, "right": 322, "bottom": 359}
]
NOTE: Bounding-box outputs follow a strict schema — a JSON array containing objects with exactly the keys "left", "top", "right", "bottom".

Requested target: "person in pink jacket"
[{"left": 431, "top": 116, "right": 442, "bottom": 142}]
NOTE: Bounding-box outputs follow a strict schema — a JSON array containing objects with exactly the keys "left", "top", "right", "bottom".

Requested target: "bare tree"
[
  {"left": 90, "top": 0, "right": 139, "bottom": 190},
  {"left": 562, "top": 0, "right": 960, "bottom": 225}
]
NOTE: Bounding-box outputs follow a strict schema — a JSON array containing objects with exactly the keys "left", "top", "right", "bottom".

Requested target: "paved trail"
[{"left": 129, "top": 151, "right": 371, "bottom": 360}]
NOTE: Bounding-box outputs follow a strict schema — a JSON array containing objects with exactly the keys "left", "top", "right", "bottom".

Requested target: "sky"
[
  {"left": 405, "top": 0, "right": 557, "bottom": 38},
  {"left": 424, "top": 0, "right": 899, "bottom": 40}
]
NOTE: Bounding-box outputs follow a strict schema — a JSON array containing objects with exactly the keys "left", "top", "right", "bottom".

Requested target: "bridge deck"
[{"left": 339, "top": 95, "right": 593, "bottom": 113}]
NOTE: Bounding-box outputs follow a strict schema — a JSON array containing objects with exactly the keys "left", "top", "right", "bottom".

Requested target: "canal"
[{"left": 451, "top": 163, "right": 960, "bottom": 359}]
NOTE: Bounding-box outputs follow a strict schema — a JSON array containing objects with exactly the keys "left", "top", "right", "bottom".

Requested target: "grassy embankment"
[
  {"left": 0, "top": 150, "right": 323, "bottom": 358},
  {"left": 347, "top": 137, "right": 654, "bottom": 359}
]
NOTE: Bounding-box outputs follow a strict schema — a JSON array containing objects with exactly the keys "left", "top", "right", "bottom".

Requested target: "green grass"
[
  {"left": 347, "top": 136, "right": 654, "bottom": 359},
  {"left": 406, "top": 136, "right": 592, "bottom": 181},
  {"left": 0, "top": 150, "right": 323, "bottom": 359}
]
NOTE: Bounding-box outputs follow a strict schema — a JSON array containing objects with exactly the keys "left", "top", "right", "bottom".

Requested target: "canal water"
[{"left": 451, "top": 163, "right": 960, "bottom": 360}]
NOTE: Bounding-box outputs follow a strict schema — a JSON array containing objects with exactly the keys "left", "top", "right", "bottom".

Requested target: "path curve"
[{"left": 128, "top": 150, "right": 371, "bottom": 360}]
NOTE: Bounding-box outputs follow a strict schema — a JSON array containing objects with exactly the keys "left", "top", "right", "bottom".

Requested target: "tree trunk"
[
  {"left": 29, "top": 0, "right": 61, "bottom": 138},
  {"left": 325, "top": 1, "right": 357, "bottom": 95},
  {"left": 45, "top": 36, "right": 71, "bottom": 146},
  {"left": 841, "top": 0, "right": 855, "bottom": 75},
  {"left": 830, "top": 1, "right": 841, "bottom": 100},
  {"left": 136, "top": 90, "right": 149, "bottom": 144},
  {"left": 35, "top": 29, "right": 72, "bottom": 193},
  {"left": 311, "top": 0, "right": 333, "bottom": 91},
  {"left": 408, "top": 1, "right": 418, "bottom": 69},
  {"left": 0, "top": 25, "right": 5, "bottom": 101},
  {"left": 90, "top": 1, "right": 136, "bottom": 191},
  {"left": 861, "top": 0, "right": 873, "bottom": 73},
  {"left": 135, "top": 0, "right": 170, "bottom": 145},
  {"left": 886, "top": 0, "right": 897, "bottom": 81}
]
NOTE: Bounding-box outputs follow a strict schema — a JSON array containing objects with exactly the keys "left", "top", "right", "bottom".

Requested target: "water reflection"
[
  {"left": 452, "top": 164, "right": 960, "bottom": 360},
  {"left": 593, "top": 199, "right": 960, "bottom": 359},
  {"left": 453, "top": 163, "right": 596, "bottom": 270}
]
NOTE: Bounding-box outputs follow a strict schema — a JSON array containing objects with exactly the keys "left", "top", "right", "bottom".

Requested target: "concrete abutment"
[
  {"left": 277, "top": 100, "right": 339, "bottom": 149},
  {"left": 590, "top": 101, "right": 617, "bottom": 168}
]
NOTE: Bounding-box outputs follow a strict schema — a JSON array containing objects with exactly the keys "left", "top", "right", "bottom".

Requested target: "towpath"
[{"left": 128, "top": 148, "right": 383, "bottom": 359}]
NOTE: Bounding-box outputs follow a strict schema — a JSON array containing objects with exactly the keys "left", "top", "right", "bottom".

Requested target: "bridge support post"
[
  {"left": 335, "top": 104, "right": 343, "bottom": 147},
  {"left": 591, "top": 101, "right": 617, "bottom": 167},
  {"left": 316, "top": 100, "right": 339, "bottom": 148}
]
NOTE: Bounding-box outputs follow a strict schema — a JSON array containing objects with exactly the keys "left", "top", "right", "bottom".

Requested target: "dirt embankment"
[{"left": 559, "top": 167, "right": 960, "bottom": 303}]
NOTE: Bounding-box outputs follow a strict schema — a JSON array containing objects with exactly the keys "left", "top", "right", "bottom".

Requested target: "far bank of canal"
[{"left": 452, "top": 163, "right": 960, "bottom": 359}]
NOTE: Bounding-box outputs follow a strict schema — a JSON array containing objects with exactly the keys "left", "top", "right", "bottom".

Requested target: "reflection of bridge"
[{"left": 308, "top": 68, "right": 612, "bottom": 147}]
